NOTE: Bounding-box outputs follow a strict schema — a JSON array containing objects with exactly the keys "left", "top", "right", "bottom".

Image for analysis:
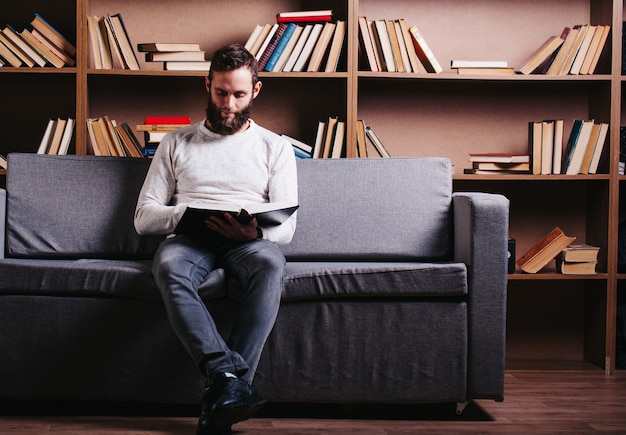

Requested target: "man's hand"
[{"left": 204, "top": 213, "right": 260, "bottom": 242}]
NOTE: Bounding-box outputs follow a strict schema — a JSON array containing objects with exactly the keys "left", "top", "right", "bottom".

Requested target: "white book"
[
  {"left": 374, "top": 20, "right": 396, "bottom": 72},
  {"left": 283, "top": 24, "right": 313, "bottom": 72},
  {"left": 249, "top": 23, "right": 272, "bottom": 57},
  {"left": 540, "top": 120, "right": 554, "bottom": 175},
  {"left": 331, "top": 121, "right": 345, "bottom": 158},
  {"left": 255, "top": 23, "right": 278, "bottom": 61},
  {"left": 307, "top": 22, "right": 335, "bottom": 72},
  {"left": 394, "top": 21, "right": 411, "bottom": 73},
  {"left": 272, "top": 25, "right": 303, "bottom": 72},
  {"left": 244, "top": 24, "right": 264, "bottom": 52},
  {"left": 552, "top": 119, "right": 564, "bottom": 174},
  {"left": 37, "top": 119, "right": 56, "bottom": 154},
  {"left": 293, "top": 23, "right": 324, "bottom": 72},
  {"left": 57, "top": 118, "right": 75, "bottom": 155}
]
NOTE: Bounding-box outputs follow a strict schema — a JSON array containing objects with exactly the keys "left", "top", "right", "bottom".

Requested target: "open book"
[{"left": 174, "top": 201, "right": 299, "bottom": 235}]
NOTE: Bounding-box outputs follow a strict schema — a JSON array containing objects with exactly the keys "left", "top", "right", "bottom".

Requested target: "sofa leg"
[{"left": 456, "top": 401, "right": 469, "bottom": 415}]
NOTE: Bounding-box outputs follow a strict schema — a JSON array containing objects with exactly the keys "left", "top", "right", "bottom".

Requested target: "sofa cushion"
[
  {"left": 284, "top": 158, "right": 452, "bottom": 261},
  {"left": 0, "top": 258, "right": 226, "bottom": 301},
  {"left": 283, "top": 261, "right": 467, "bottom": 302},
  {"left": 5, "top": 154, "right": 164, "bottom": 259}
]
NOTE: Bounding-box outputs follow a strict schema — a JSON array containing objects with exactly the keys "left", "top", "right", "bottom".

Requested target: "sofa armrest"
[
  {"left": 0, "top": 188, "right": 5, "bottom": 259},
  {"left": 452, "top": 191, "right": 509, "bottom": 402}
]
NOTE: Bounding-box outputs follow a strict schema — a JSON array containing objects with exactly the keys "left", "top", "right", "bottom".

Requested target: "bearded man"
[{"left": 134, "top": 43, "right": 298, "bottom": 435}]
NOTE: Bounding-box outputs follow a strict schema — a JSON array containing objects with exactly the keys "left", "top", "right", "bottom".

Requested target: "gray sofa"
[{"left": 0, "top": 153, "right": 509, "bottom": 409}]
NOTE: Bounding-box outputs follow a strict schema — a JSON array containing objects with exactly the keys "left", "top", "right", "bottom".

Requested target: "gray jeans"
[{"left": 152, "top": 234, "right": 285, "bottom": 384}]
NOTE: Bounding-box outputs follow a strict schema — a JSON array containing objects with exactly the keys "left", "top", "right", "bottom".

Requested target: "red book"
[
  {"left": 277, "top": 15, "right": 332, "bottom": 23},
  {"left": 143, "top": 116, "right": 191, "bottom": 125}
]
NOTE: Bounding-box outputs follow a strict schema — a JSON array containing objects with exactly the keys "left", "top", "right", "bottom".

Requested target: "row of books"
[
  {"left": 518, "top": 24, "right": 610, "bottom": 75},
  {"left": 282, "top": 119, "right": 391, "bottom": 159},
  {"left": 37, "top": 118, "right": 75, "bottom": 155},
  {"left": 466, "top": 118, "right": 608, "bottom": 176},
  {"left": 530, "top": 119, "right": 608, "bottom": 175},
  {"left": 0, "top": 14, "right": 75, "bottom": 68},
  {"left": 86, "top": 116, "right": 144, "bottom": 157},
  {"left": 516, "top": 226, "right": 599, "bottom": 274},
  {"left": 244, "top": 10, "right": 345, "bottom": 73},
  {"left": 137, "top": 42, "right": 211, "bottom": 72},
  {"left": 358, "top": 17, "right": 440, "bottom": 73},
  {"left": 87, "top": 14, "right": 140, "bottom": 70}
]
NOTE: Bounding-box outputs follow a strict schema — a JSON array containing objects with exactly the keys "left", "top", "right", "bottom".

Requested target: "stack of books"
[
  {"left": 465, "top": 153, "right": 530, "bottom": 175},
  {"left": 556, "top": 244, "right": 600, "bottom": 274},
  {"left": 358, "top": 17, "right": 440, "bottom": 73},
  {"left": 0, "top": 13, "right": 75, "bottom": 68},
  {"left": 450, "top": 60, "right": 515, "bottom": 75},
  {"left": 36, "top": 118, "right": 75, "bottom": 155},
  {"left": 137, "top": 116, "right": 191, "bottom": 157},
  {"left": 517, "top": 24, "right": 610, "bottom": 75},
  {"left": 86, "top": 14, "right": 140, "bottom": 70},
  {"left": 137, "top": 42, "right": 211, "bottom": 71},
  {"left": 244, "top": 10, "right": 346, "bottom": 73},
  {"left": 86, "top": 116, "right": 144, "bottom": 157}
]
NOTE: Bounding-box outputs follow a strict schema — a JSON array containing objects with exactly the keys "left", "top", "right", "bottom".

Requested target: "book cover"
[
  {"left": 31, "top": 13, "right": 76, "bottom": 57},
  {"left": 292, "top": 23, "right": 324, "bottom": 72},
  {"left": 324, "top": 20, "right": 346, "bottom": 72},
  {"left": 307, "top": 21, "right": 336, "bottom": 72},
  {"left": 587, "top": 122, "right": 609, "bottom": 174},
  {"left": 358, "top": 16, "right": 379, "bottom": 72},
  {"left": 175, "top": 201, "right": 299, "bottom": 236},
  {"left": 408, "top": 25, "right": 442, "bottom": 73},
  {"left": 516, "top": 227, "right": 576, "bottom": 273},
  {"left": 517, "top": 35, "right": 564, "bottom": 75},
  {"left": 282, "top": 24, "right": 313, "bottom": 72},
  {"left": 563, "top": 119, "right": 594, "bottom": 174}
]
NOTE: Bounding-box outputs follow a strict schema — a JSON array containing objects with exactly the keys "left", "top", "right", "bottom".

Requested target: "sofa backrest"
[
  {"left": 283, "top": 158, "right": 452, "bottom": 261},
  {"left": 4, "top": 154, "right": 452, "bottom": 261},
  {"left": 5, "top": 154, "right": 164, "bottom": 259}
]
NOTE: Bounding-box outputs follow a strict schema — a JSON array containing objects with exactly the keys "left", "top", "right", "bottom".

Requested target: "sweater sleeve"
[
  {"left": 260, "top": 136, "right": 298, "bottom": 245},
  {"left": 134, "top": 138, "right": 186, "bottom": 235}
]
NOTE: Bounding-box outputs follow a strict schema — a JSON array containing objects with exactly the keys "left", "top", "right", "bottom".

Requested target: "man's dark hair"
[{"left": 208, "top": 43, "right": 259, "bottom": 85}]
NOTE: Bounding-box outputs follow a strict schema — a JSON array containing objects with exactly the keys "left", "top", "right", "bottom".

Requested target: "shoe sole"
[{"left": 211, "top": 398, "right": 267, "bottom": 430}]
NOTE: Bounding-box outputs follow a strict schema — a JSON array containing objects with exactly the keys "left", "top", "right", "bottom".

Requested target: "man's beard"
[{"left": 205, "top": 96, "right": 252, "bottom": 135}]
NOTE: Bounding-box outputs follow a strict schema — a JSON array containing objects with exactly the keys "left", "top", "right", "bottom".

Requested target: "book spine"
[
  {"left": 516, "top": 227, "right": 564, "bottom": 267},
  {"left": 277, "top": 15, "right": 332, "bottom": 23},
  {"left": 144, "top": 116, "right": 191, "bottom": 124},
  {"left": 258, "top": 23, "right": 288, "bottom": 70},
  {"left": 264, "top": 23, "right": 296, "bottom": 72}
]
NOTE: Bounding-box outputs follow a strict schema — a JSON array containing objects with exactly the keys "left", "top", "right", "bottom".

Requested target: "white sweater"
[{"left": 134, "top": 119, "right": 298, "bottom": 245}]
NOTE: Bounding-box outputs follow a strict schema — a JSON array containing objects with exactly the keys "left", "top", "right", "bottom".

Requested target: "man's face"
[{"left": 205, "top": 68, "right": 262, "bottom": 135}]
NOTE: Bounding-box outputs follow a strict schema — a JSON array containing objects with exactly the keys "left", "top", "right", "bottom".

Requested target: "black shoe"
[{"left": 197, "top": 373, "right": 266, "bottom": 434}]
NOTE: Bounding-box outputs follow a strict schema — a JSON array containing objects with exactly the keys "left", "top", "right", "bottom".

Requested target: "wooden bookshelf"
[{"left": 0, "top": 0, "right": 624, "bottom": 373}]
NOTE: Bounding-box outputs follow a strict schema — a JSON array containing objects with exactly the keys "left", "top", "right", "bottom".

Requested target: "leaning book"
[
  {"left": 175, "top": 201, "right": 299, "bottom": 236},
  {"left": 516, "top": 227, "right": 576, "bottom": 274}
]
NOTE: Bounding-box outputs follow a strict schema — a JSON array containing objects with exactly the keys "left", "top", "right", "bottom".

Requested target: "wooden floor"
[{"left": 1, "top": 370, "right": 626, "bottom": 434}]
